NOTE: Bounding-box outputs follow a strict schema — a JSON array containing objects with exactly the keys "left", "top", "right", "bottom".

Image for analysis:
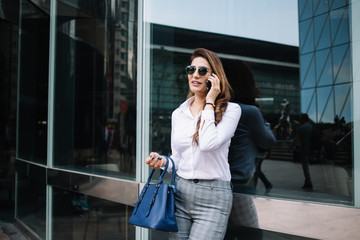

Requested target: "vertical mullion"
[
  {"left": 47, "top": 0, "right": 57, "bottom": 239},
  {"left": 351, "top": 0, "right": 360, "bottom": 208},
  {"left": 136, "top": 0, "right": 150, "bottom": 239}
]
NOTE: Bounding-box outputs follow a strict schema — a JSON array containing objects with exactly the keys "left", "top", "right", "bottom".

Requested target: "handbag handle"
[
  {"left": 146, "top": 155, "right": 176, "bottom": 186},
  {"left": 146, "top": 156, "right": 169, "bottom": 186},
  {"left": 133, "top": 156, "right": 176, "bottom": 214},
  {"left": 166, "top": 156, "right": 176, "bottom": 191}
]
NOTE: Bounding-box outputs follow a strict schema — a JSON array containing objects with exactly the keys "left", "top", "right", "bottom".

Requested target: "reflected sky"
[{"left": 145, "top": 0, "right": 299, "bottom": 46}]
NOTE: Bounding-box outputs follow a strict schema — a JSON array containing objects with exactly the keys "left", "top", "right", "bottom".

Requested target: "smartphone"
[
  {"left": 206, "top": 80, "right": 212, "bottom": 92},
  {"left": 207, "top": 73, "right": 215, "bottom": 92}
]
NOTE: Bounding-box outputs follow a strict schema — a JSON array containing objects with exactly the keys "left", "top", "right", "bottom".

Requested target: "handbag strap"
[
  {"left": 166, "top": 156, "right": 176, "bottom": 185},
  {"left": 144, "top": 155, "right": 177, "bottom": 189}
]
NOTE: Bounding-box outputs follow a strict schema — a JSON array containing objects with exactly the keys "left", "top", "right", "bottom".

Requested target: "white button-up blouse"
[{"left": 168, "top": 96, "right": 241, "bottom": 181}]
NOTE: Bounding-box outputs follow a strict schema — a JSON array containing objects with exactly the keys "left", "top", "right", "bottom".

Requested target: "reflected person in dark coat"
[
  {"left": 225, "top": 61, "right": 276, "bottom": 235},
  {"left": 293, "top": 113, "right": 313, "bottom": 189}
]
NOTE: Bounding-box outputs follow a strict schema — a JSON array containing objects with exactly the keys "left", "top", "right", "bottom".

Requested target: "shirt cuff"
[{"left": 160, "top": 158, "right": 173, "bottom": 173}]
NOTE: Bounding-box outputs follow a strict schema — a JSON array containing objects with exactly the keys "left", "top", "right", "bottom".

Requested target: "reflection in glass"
[
  {"left": 332, "top": 44, "right": 351, "bottom": 84},
  {"left": 332, "top": 7, "right": 349, "bottom": 46},
  {"left": 314, "top": 14, "right": 331, "bottom": 50},
  {"left": 52, "top": 188, "right": 134, "bottom": 240},
  {"left": 320, "top": 90, "right": 335, "bottom": 123},
  {"left": 16, "top": 161, "right": 46, "bottom": 239},
  {"left": 301, "top": 54, "right": 316, "bottom": 88},
  {"left": 17, "top": 0, "right": 49, "bottom": 164},
  {"left": 316, "top": 49, "right": 333, "bottom": 86},
  {"left": 314, "top": 0, "right": 329, "bottom": 15},
  {"left": 317, "top": 86, "right": 332, "bottom": 119},
  {"left": 146, "top": 0, "right": 354, "bottom": 209},
  {"left": 300, "top": 53, "right": 313, "bottom": 86},
  {"left": 0, "top": 0, "right": 19, "bottom": 222},
  {"left": 53, "top": 0, "right": 138, "bottom": 179},
  {"left": 330, "top": 8, "right": 345, "bottom": 44},
  {"left": 299, "top": 19, "right": 314, "bottom": 54},
  {"left": 334, "top": 83, "right": 351, "bottom": 119},
  {"left": 301, "top": 88, "right": 314, "bottom": 114},
  {"left": 330, "top": 0, "right": 349, "bottom": 11},
  {"left": 299, "top": 0, "right": 313, "bottom": 21}
]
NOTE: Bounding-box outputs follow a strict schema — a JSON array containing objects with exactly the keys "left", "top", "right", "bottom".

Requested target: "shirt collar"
[{"left": 178, "top": 96, "right": 195, "bottom": 113}]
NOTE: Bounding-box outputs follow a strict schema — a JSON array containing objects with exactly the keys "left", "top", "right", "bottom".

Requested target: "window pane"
[
  {"left": 0, "top": 1, "right": 19, "bottom": 221},
  {"left": 53, "top": 0, "right": 137, "bottom": 180},
  {"left": 17, "top": 0, "right": 49, "bottom": 164},
  {"left": 146, "top": 0, "right": 353, "bottom": 207},
  {"left": 52, "top": 188, "right": 135, "bottom": 240},
  {"left": 16, "top": 161, "right": 46, "bottom": 239}
]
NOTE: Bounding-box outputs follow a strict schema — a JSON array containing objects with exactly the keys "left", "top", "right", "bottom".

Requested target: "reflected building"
[
  {"left": 299, "top": 0, "right": 352, "bottom": 124},
  {"left": 298, "top": 0, "right": 353, "bottom": 169}
]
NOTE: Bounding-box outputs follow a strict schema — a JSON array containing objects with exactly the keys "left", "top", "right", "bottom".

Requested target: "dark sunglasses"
[{"left": 185, "top": 65, "right": 209, "bottom": 76}]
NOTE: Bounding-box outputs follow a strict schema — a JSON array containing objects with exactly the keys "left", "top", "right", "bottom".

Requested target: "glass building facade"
[{"left": 1, "top": 0, "right": 360, "bottom": 239}]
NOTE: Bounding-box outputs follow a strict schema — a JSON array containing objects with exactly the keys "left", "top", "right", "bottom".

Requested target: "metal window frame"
[{"left": 351, "top": 0, "right": 360, "bottom": 207}]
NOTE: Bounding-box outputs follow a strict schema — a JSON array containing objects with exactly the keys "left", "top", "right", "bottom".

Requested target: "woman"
[
  {"left": 225, "top": 61, "right": 276, "bottom": 235},
  {"left": 146, "top": 48, "right": 241, "bottom": 239}
]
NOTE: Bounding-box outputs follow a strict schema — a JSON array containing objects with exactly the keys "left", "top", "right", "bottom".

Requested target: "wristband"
[{"left": 205, "top": 102, "right": 215, "bottom": 108}]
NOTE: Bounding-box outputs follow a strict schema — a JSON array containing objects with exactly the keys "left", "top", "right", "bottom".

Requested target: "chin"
[{"left": 191, "top": 89, "right": 206, "bottom": 96}]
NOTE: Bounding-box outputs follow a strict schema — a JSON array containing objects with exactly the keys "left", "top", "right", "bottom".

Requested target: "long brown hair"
[{"left": 188, "top": 48, "right": 232, "bottom": 144}]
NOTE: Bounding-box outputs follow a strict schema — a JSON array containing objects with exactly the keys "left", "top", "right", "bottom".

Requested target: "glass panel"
[
  {"left": 315, "top": 14, "right": 331, "bottom": 50},
  {"left": 314, "top": 14, "right": 327, "bottom": 49},
  {"left": 308, "top": 93, "right": 318, "bottom": 122},
  {"left": 314, "top": 0, "right": 329, "bottom": 15},
  {"left": 317, "top": 86, "right": 332, "bottom": 119},
  {"left": 333, "top": 7, "right": 350, "bottom": 46},
  {"left": 330, "top": 8, "right": 344, "bottom": 44},
  {"left": 301, "top": 88, "right": 315, "bottom": 114},
  {"left": 332, "top": 44, "right": 351, "bottom": 84},
  {"left": 302, "top": 54, "right": 316, "bottom": 88},
  {"left": 316, "top": 49, "right": 333, "bottom": 86},
  {"left": 17, "top": 0, "right": 49, "bottom": 164},
  {"left": 330, "top": 0, "right": 348, "bottom": 11},
  {"left": 0, "top": 2, "right": 19, "bottom": 222},
  {"left": 16, "top": 161, "right": 46, "bottom": 239},
  {"left": 320, "top": 90, "right": 335, "bottom": 123},
  {"left": 300, "top": 53, "right": 313, "bottom": 85},
  {"left": 334, "top": 83, "right": 351, "bottom": 117},
  {"left": 52, "top": 188, "right": 134, "bottom": 240},
  {"left": 299, "top": 18, "right": 312, "bottom": 52},
  {"left": 146, "top": 0, "right": 353, "bottom": 209},
  {"left": 53, "top": 0, "right": 138, "bottom": 180},
  {"left": 300, "top": 19, "right": 315, "bottom": 54},
  {"left": 299, "top": 0, "right": 313, "bottom": 21}
]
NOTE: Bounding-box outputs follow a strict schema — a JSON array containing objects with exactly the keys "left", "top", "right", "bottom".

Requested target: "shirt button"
[{"left": 193, "top": 179, "right": 199, "bottom": 183}]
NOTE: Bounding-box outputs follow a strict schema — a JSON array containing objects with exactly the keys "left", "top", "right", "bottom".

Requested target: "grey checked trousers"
[{"left": 169, "top": 175, "right": 233, "bottom": 240}]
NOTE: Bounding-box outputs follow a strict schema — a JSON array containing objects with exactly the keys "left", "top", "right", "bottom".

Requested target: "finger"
[
  {"left": 145, "top": 152, "right": 158, "bottom": 163},
  {"left": 211, "top": 73, "right": 220, "bottom": 86}
]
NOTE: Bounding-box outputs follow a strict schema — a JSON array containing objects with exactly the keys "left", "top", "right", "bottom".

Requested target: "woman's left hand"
[
  {"left": 206, "top": 73, "right": 221, "bottom": 103},
  {"left": 145, "top": 152, "right": 167, "bottom": 169}
]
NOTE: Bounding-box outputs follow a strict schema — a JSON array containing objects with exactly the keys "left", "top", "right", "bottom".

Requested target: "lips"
[{"left": 191, "top": 81, "right": 202, "bottom": 85}]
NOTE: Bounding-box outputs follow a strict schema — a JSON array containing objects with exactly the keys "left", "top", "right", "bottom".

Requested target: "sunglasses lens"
[
  {"left": 185, "top": 66, "right": 195, "bottom": 75},
  {"left": 198, "top": 67, "right": 208, "bottom": 76}
]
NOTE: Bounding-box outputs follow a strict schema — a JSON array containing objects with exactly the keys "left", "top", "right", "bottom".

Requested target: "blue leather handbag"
[{"left": 128, "top": 156, "right": 178, "bottom": 232}]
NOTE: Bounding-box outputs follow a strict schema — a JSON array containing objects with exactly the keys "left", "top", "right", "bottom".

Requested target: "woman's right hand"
[{"left": 145, "top": 152, "right": 167, "bottom": 169}]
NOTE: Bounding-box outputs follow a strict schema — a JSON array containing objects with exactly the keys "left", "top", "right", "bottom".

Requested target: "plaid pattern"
[
  {"left": 228, "top": 193, "right": 259, "bottom": 228},
  {"left": 169, "top": 176, "right": 233, "bottom": 240}
]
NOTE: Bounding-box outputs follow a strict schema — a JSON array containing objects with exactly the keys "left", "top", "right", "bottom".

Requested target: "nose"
[{"left": 193, "top": 68, "right": 201, "bottom": 78}]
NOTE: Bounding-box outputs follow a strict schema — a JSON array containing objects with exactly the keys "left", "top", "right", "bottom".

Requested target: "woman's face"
[{"left": 187, "top": 57, "right": 212, "bottom": 96}]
